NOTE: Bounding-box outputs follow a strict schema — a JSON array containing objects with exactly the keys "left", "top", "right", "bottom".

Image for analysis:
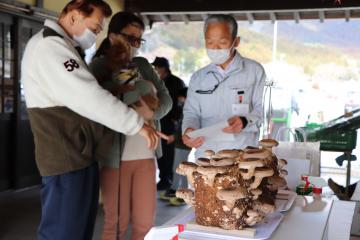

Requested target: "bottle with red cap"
[
  {"left": 312, "top": 186, "right": 322, "bottom": 200},
  {"left": 296, "top": 174, "right": 313, "bottom": 195}
]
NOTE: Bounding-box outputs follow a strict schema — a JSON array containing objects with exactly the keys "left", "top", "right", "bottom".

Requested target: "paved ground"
[{"left": 0, "top": 186, "right": 187, "bottom": 240}]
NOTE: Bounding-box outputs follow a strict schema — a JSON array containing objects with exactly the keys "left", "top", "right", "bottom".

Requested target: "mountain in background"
[
  {"left": 144, "top": 19, "right": 360, "bottom": 77},
  {"left": 253, "top": 19, "right": 360, "bottom": 54}
]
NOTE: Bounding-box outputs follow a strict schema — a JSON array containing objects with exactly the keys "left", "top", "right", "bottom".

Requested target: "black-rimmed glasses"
[
  {"left": 119, "top": 32, "right": 146, "bottom": 47},
  {"left": 195, "top": 82, "right": 220, "bottom": 94},
  {"left": 195, "top": 72, "right": 230, "bottom": 94}
]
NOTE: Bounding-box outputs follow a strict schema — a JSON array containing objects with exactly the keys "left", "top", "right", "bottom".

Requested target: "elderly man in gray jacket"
[{"left": 182, "top": 14, "right": 266, "bottom": 158}]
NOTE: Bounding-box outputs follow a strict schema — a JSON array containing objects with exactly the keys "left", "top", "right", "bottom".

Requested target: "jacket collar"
[{"left": 44, "top": 19, "right": 79, "bottom": 48}]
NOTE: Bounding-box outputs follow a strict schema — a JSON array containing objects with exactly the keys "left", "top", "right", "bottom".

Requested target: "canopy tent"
[{"left": 125, "top": 0, "right": 360, "bottom": 26}]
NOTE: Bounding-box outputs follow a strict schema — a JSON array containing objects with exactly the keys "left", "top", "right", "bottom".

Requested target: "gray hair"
[{"left": 204, "top": 14, "right": 238, "bottom": 39}]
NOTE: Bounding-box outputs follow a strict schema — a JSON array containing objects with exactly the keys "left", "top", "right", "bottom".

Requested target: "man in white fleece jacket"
[{"left": 21, "top": 1, "right": 159, "bottom": 239}]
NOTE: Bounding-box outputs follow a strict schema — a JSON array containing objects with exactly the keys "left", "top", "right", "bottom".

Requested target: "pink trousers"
[{"left": 100, "top": 159, "right": 156, "bottom": 240}]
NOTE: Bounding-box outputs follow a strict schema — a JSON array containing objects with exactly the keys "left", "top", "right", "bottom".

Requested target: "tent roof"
[{"left": 125, "top": 0, "right": 360, "bottom": 25}]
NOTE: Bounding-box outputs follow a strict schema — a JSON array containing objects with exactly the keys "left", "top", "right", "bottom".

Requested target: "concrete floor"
[
  {"left": 0, "top": 186, "right": 187, "bottom": 240},
  {"left": 1, "top": 152, "right": 360, "bottom": 240}
]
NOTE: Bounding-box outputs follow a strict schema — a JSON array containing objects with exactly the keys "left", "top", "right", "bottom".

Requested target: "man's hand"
[
  {"left": 223, "top": 116, "right": 244, "bottom": 134},
  {"left": 138, "top": 123, "right": 159, "bottom": 150},
  {"left": 182, "top": 128, "right": 204, "bottom": 149}
]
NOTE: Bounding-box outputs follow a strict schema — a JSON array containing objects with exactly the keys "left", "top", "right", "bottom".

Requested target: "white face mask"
[
  {"left": 73, "top": 28, "right": 96, "bottom": 50},
  {"left": 130, "top": 46, "right": 139, "bottom": 59},
  {"left": 206, "top": 40, "right": 236, "bottom": 65}
]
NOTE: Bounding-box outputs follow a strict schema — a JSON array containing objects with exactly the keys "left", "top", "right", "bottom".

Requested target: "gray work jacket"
[{"left": 182, "top": 52, "right": 266, "bottom": 158}]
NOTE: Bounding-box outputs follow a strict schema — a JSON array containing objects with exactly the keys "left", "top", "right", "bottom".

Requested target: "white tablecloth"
[
  {"left": 327, "top": 200, "right": 356, "bottom": 240},
  {"left": 146, "top": 197, "right": 356, "bottom": 240}
]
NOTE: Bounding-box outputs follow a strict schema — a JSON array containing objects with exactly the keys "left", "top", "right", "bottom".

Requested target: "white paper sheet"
[
  {"left": 283, "top": 159, "right": 311, "bottom": 190},
  {"left": 187, "top": 121, "right": 236, "bottom": 142}
]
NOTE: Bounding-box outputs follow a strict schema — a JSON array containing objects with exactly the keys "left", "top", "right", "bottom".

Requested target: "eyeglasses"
[
  {"left": 196, "top": 82, "right": 220, "bottom": 94},
  {"left": 119, "top": 32, "right": 146, "bottom": 47}
]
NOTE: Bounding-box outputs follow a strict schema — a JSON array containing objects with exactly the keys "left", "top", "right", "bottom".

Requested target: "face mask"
[
  {"left": 130, "top": 46, "right": 139, "bottom": 59},
  {"left": 73, "top": 28, "right": 96, "bottom": 50},
  {"left": 206, "top": 40, "right": 236, "bottom": 65}
]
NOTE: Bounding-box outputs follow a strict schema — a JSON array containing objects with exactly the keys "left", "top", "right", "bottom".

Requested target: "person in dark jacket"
[
  {"left": 159, "top": 87, "right": 192, "bottom": 205},
  {"left": 152, "top": 57, "right": 186, "bottom": 190}
]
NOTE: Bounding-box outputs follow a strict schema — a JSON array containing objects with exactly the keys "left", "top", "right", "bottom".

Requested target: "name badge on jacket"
[{"left": 232, "top": 103, "right": 249, "bottom": 116}]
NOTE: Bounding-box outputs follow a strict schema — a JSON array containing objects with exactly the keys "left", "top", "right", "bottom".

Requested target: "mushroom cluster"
[{"left": 176, "top": 139, "right": 288, "bottom": 230}]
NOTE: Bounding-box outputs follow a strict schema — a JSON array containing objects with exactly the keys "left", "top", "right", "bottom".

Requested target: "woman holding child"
[{"left": 89, "top": 12, "right": 172, "bottom": 240}]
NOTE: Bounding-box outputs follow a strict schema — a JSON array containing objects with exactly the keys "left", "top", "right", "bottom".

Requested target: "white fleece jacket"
[{"left": 22, "top": 20, "right": 143, "bottom": 135}]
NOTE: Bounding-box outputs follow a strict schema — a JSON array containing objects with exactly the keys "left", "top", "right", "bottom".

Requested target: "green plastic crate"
[{"left": 296, "top": 127, "right": 357, "bottom": 152}]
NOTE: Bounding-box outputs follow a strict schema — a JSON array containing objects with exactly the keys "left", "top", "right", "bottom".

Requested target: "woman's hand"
[
  {"left": 156, "top": 131, "right": 171, "bottom": 142},
  {"left": 166, "top": 134, "right": 176, "bottom": 144}
]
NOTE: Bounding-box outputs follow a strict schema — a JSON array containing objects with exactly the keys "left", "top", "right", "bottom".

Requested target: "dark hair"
[
  {"left": 94, "top": 12, "right": 145, "bottom": 58},
  {"left": 60, "top": 0, "right": 112, "bottom": 18}
]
